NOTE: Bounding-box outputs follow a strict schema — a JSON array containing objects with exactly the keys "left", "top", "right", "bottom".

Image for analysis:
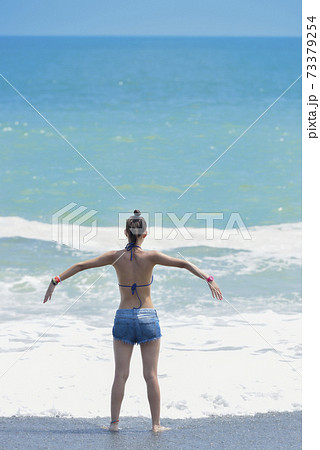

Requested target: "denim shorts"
[{"left": 112, "top": 308, "right": 162, "bottom": 346}]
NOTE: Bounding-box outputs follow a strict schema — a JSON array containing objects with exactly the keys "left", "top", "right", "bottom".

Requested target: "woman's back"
[{"left": 113, "top": 246, "right": 155, "bottom": 309}]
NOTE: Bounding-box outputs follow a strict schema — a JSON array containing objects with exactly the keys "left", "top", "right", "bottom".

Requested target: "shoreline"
[{"left": 0, "top": 411, "right": 301, "bottom": 449}]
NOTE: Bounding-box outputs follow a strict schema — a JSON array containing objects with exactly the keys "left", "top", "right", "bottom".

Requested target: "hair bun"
[{"left": 133, "top": 209, "right": 141, "bottom": 217}]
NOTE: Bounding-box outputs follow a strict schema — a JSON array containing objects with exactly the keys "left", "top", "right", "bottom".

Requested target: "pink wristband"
[{"left": 206, "top": 276, "right": 214, "bottom": 282}]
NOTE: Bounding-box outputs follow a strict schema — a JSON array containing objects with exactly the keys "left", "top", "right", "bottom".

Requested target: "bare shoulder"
[
  {"left": 145, "top": 249, "right": 164, "bottom": 261},
  {"left": 112, "top": 249, "right": 126, "bottom": 261}
]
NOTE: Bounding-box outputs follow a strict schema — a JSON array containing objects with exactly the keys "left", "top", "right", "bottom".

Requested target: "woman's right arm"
[
  {"left": 151, "top": 251, "right": 223, "bottom": 301},
  {"left": 43, "top": 251, "right": 117, "bottom": 304}
]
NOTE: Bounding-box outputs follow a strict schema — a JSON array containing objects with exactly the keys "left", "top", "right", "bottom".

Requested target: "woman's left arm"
[{"left": 43, "top": 250, "right": 116, "bottom": 303}]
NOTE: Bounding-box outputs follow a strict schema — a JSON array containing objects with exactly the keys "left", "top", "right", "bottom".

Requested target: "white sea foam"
[
  {"left": 0, "top": 216, "right": 301, "bottom": 417},
  {"left": 0, "top": 311, "right": 301, "bottom": 418},
  {"left": 0, "top": 216, "right": 301, "bottom": 262}
]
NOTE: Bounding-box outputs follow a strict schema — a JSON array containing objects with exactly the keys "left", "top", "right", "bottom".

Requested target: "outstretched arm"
[
  {"left": 151, "top": 251, "right": 223, "bottom": 301},
  {"left": 60, "top": 250, "right": 117, "bottom": 281},
  {"left": 43, "top": 250, "right": 117, "bottom": 303}
]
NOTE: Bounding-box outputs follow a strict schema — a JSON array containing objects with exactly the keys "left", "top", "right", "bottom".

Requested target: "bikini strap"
[
  {"left": 118, "top": 275, "right": 154, "bottom": 309},
  {"left": 125, "top": 242, "right": 141, "bottom": 260},
  {"left": 118, "top": 275, "right": 153, "bottom": 291}
]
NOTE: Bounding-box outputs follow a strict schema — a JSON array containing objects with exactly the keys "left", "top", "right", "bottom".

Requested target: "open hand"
[
  {"left": 208, "top": 280, "right": 223, "bottom": 301},
  {"left": 43, "top": 282, "right": 55, "bottom": 303}
]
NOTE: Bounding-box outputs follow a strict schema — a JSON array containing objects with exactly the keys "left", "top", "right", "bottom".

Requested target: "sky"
[{"left": 0, "top": 0, "right": 301, "bottom": 37}]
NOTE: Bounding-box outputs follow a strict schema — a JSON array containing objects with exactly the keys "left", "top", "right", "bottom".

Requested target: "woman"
[{"left": 43, "top": 210, "right": 223, "bottom": 432}]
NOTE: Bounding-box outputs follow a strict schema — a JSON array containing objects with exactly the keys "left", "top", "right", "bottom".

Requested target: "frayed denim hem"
[
  {"left": 139, "top": 335, "right": 162, "bottom": 345},
  {"left": 113, "top": 335, "right": 162, "bottom": 346},
  {"left": 113, "top": 337, "right": 135, "bottom": 346}
]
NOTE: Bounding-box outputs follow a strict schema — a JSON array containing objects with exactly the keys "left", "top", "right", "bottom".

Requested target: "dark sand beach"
[{"left": 0, "top": 411, "right": 301, "bottom": 449}]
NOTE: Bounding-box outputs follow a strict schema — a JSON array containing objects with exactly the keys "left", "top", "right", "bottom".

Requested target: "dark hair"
[{"left": 126, "top": 210, "right": 147, "bottom": 244}]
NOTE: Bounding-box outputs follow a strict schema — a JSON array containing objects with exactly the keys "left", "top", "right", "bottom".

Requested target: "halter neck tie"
[{"left": 125, "top": 243, "right": 141, "bottom": 260}]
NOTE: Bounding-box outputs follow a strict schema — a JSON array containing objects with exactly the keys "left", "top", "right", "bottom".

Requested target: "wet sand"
[{"left": 0, "top": 411, "right": 301, "bottom": 449}]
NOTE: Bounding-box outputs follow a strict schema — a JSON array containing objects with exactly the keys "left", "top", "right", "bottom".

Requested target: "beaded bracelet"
[{"left": 51, "top": 275, "right": 61, "bottom": 286}]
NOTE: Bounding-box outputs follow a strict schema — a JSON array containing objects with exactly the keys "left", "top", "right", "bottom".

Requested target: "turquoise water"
[
  {"left": 0, "top": 37, "right": 301, "bottom": 418},
  {"left": 1, "top": 37, "right": 301, "bottom": 227}
]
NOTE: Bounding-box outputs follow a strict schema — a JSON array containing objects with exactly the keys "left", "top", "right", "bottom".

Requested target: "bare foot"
[
  {"left": 101, "top": 422, "right": 119, "bottom": 432},
  {"left": 152, "top": 424, "right": 171, "bottom": 432}
]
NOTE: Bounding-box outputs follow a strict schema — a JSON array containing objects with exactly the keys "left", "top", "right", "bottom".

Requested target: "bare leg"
[
  {"left": 109, "top": 339, "right": 134, "bottom": 431},
  {"left": 140, "top": 339, "right": 170, "bottom": 432}
]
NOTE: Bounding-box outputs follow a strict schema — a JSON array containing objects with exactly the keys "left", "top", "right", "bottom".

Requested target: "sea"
[{"left": 0, "top": 36, "right": 301, "bottom": 419}]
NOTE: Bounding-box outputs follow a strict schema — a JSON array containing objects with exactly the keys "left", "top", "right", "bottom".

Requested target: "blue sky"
[{"left": 1, "top": 0, "right": 301, "bottom": 36}]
